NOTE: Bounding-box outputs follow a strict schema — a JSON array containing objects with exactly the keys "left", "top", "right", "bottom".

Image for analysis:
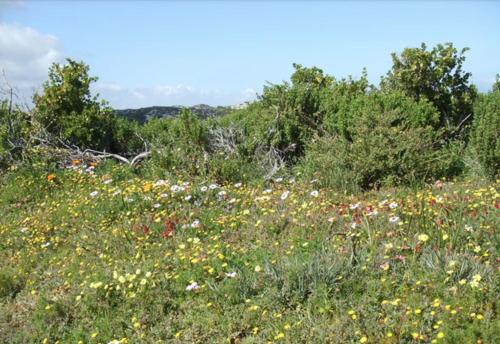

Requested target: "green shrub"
[
  {"left": 109, "top": 116, "right": 143, "bottom": 154},
  {"left": 381, "top": 43, "right": 477, "bottom": 132},
  {"left": 33, "top": 59, "right": 115, "bottom": 150},
  {"left": 0, "top": 270, "right": 25, "bottom": 299},
  {"left": 299, "top": 91, "right": 463, "bottom": 190},
  {"left": 0, "top": 100, "right": 34, "bottom": 169},
  {"left": 470, "top": 91, "right": 500, "bottom": 179},
  {"left": 142, "top": 109, "right": 209, "bottom": 176}
]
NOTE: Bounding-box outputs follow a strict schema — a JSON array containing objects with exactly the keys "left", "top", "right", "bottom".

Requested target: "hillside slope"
[{"left": 115, "top": 104, "right": 230, "bottom": 123}]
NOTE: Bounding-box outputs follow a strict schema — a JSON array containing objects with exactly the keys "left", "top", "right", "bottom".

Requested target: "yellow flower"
[
  {"left": 360, "top": 336, "right": 368, "bottom": 343},
  {"left": 254, "top": 265, "right": 262, "bottom": 272},
  {"left": 274, "top": 332, "right": 285, "bottom": 340},
  {"left": 437, "top": 332, "right": 444, "bottom": 339},
  {"left": 418, "top": 233, "right": 429, "bottom": 242}
]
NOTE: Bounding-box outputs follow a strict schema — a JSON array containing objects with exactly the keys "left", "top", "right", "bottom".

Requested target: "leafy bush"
[
  {"left": 33, "top": 59, "right": 115, "bottom": 150},
  {"left": 382, "top": 43, "right": 477, "bottom": 132},
  {"left": 321, "top": 70, "right": 372, "bottom": 138},
  {"left": 470, "top": 90, "right": 500, "bottom": 179},
  {"left": 108, "top": 116, "right": 143, "bottom": 154},
  {"left": 299, "top": 91, "right": 463, "bottom": 190},
  {"left": 0, "top": 99, "right": 33, "bottom": 168},
  {"left": 141, "top": 109, "right": 209, "bottom": 176},
  {"left": 255, "top": 64, "right": 335, "bottom": 161}
]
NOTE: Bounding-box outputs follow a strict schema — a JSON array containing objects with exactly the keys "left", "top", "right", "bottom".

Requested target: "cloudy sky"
[{"left": 1, "top": 0, "right": 499, "bottom": 109}]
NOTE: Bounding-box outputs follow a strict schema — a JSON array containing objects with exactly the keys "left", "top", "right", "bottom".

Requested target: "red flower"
[
  {"left": 162, "top": 218, "right": 175, "bottom": 239},
  {"left": 415, "top": 243, "right": 422, "bottom": 253}
]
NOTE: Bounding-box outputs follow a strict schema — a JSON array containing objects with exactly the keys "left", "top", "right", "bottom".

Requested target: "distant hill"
[{"left": 114, "top": 104, "right": 231, "bottom": 123}]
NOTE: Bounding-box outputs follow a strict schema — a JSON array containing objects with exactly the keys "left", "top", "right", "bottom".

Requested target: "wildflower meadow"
[{"left": 0, "top": 161, "right": 498, "bottom": 343}]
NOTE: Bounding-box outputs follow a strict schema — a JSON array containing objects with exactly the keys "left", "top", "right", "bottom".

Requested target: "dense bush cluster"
[
  {"left": 1, "top": 43, "right": 498, "bottom": 189},
  {"left": 470, "top": 89, "right": 500, "bottom": 179}
]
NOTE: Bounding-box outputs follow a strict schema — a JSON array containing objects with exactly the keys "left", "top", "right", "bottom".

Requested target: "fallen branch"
[{"left": 80, "top": 148, "right": 150, "bottom": 166}]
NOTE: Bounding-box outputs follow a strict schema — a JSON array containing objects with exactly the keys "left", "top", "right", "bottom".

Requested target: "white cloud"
[
  {"left": 0, "top": 22, "right": 257, "bottom": 108},
  {"left": 97, "top": 83, "right": 123, "bottom": 92},
  {"left": 243, "top": 88, "right": 257, "bottom": 99},
  {"left": 0, "top": 23, "right": 61, "bottom": 100}
]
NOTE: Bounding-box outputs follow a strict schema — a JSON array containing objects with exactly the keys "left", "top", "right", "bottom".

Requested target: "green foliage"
[
  {"left": 33, "top": 59, "right": 115, "bottom": 150},
  {"left": 321, "top": 70, "right": 372, "bottom": 138},
  {"left": 300, "top": 92, "right": 462, "bottom": 190},
  {"left": 470, "top": 90, "right": 500, "bottom": 179},
  {"left": 256, "top": 64, "right": 335, "bottom": 160},
  {"left": 382, "top": 43, "right": 477, "bottom": 131},
  {"left": 142, "top": 109, "right": 209, "bottom": 176},
  {"left": 109, "top": 116, "right": 143, "bottom": 154},
  {"left": 0, "top": 162, "right": 498, "bottom": 343},
  {"left": 0, "top": 101, "right": 9, "bottom": 166},
  {"left": 0, "top": 99, "right": 32, "bottom": 168},
  {"left": 0, "top": 269, "right": 25, "bottom": 300},
  {"left": 492, "top": 74, "right": 500, "bottom": 93}
]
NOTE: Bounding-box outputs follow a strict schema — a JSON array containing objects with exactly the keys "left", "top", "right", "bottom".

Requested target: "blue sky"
[{"left": 1, "top": 0, "right": 499, "bottom": 108}]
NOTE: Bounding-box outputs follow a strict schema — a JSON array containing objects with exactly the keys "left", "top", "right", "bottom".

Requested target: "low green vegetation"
[
  {"left": 0, "top": 42, "right": 498, "bottom": 343},
  {"left": 0, "top": 164, "right": 498, "bottom": 343}
]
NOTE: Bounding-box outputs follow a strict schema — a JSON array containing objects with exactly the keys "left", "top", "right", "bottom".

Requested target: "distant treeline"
[{"left": 115, "top": 105, "right": 230, "bottom": 124}]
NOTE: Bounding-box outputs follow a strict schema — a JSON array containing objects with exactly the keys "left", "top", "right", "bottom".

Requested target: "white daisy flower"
[
  {"left": 186, "top": 281, "right": 199, "bottom": 291},
  {"left": 170, "top": 185, "right": 182, "bottom": 193},
  {"left": 153, "top": 179, "right": 167, "bottom": 187},
  {"left": 389, "top": 216, "right": 400, "bottom": 224},
  {"left": 349, "top": 202, "right": 360, "bottom": 210},
  {"left": 280, "top": 190, "right": 290, "bottom": 200}
]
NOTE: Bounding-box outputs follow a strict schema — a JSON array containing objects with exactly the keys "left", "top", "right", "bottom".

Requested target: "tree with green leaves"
[
  {"left": 382, "top": 43, "right": 477, "bottom": 133},
  {"left": 492, "top": 74, "right": 500, "bottom": 93},
  {"left": 470, "top": 87, "right": 499, "bottom": 179},
  {"left": 33, "top": 58, "right": 114, "bottom": 150}
]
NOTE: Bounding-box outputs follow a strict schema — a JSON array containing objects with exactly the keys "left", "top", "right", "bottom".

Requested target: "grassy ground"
[{"left": 0, "top": 162, "right": 498, "bottom": 343}]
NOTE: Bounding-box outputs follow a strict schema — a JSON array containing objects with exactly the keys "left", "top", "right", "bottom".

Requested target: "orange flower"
[
  {"left": 47, "top": 174, "right": 56, "bottom": 181},
  {"left": 71, "top": 159, "right": 81, "bottom": 165}
]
